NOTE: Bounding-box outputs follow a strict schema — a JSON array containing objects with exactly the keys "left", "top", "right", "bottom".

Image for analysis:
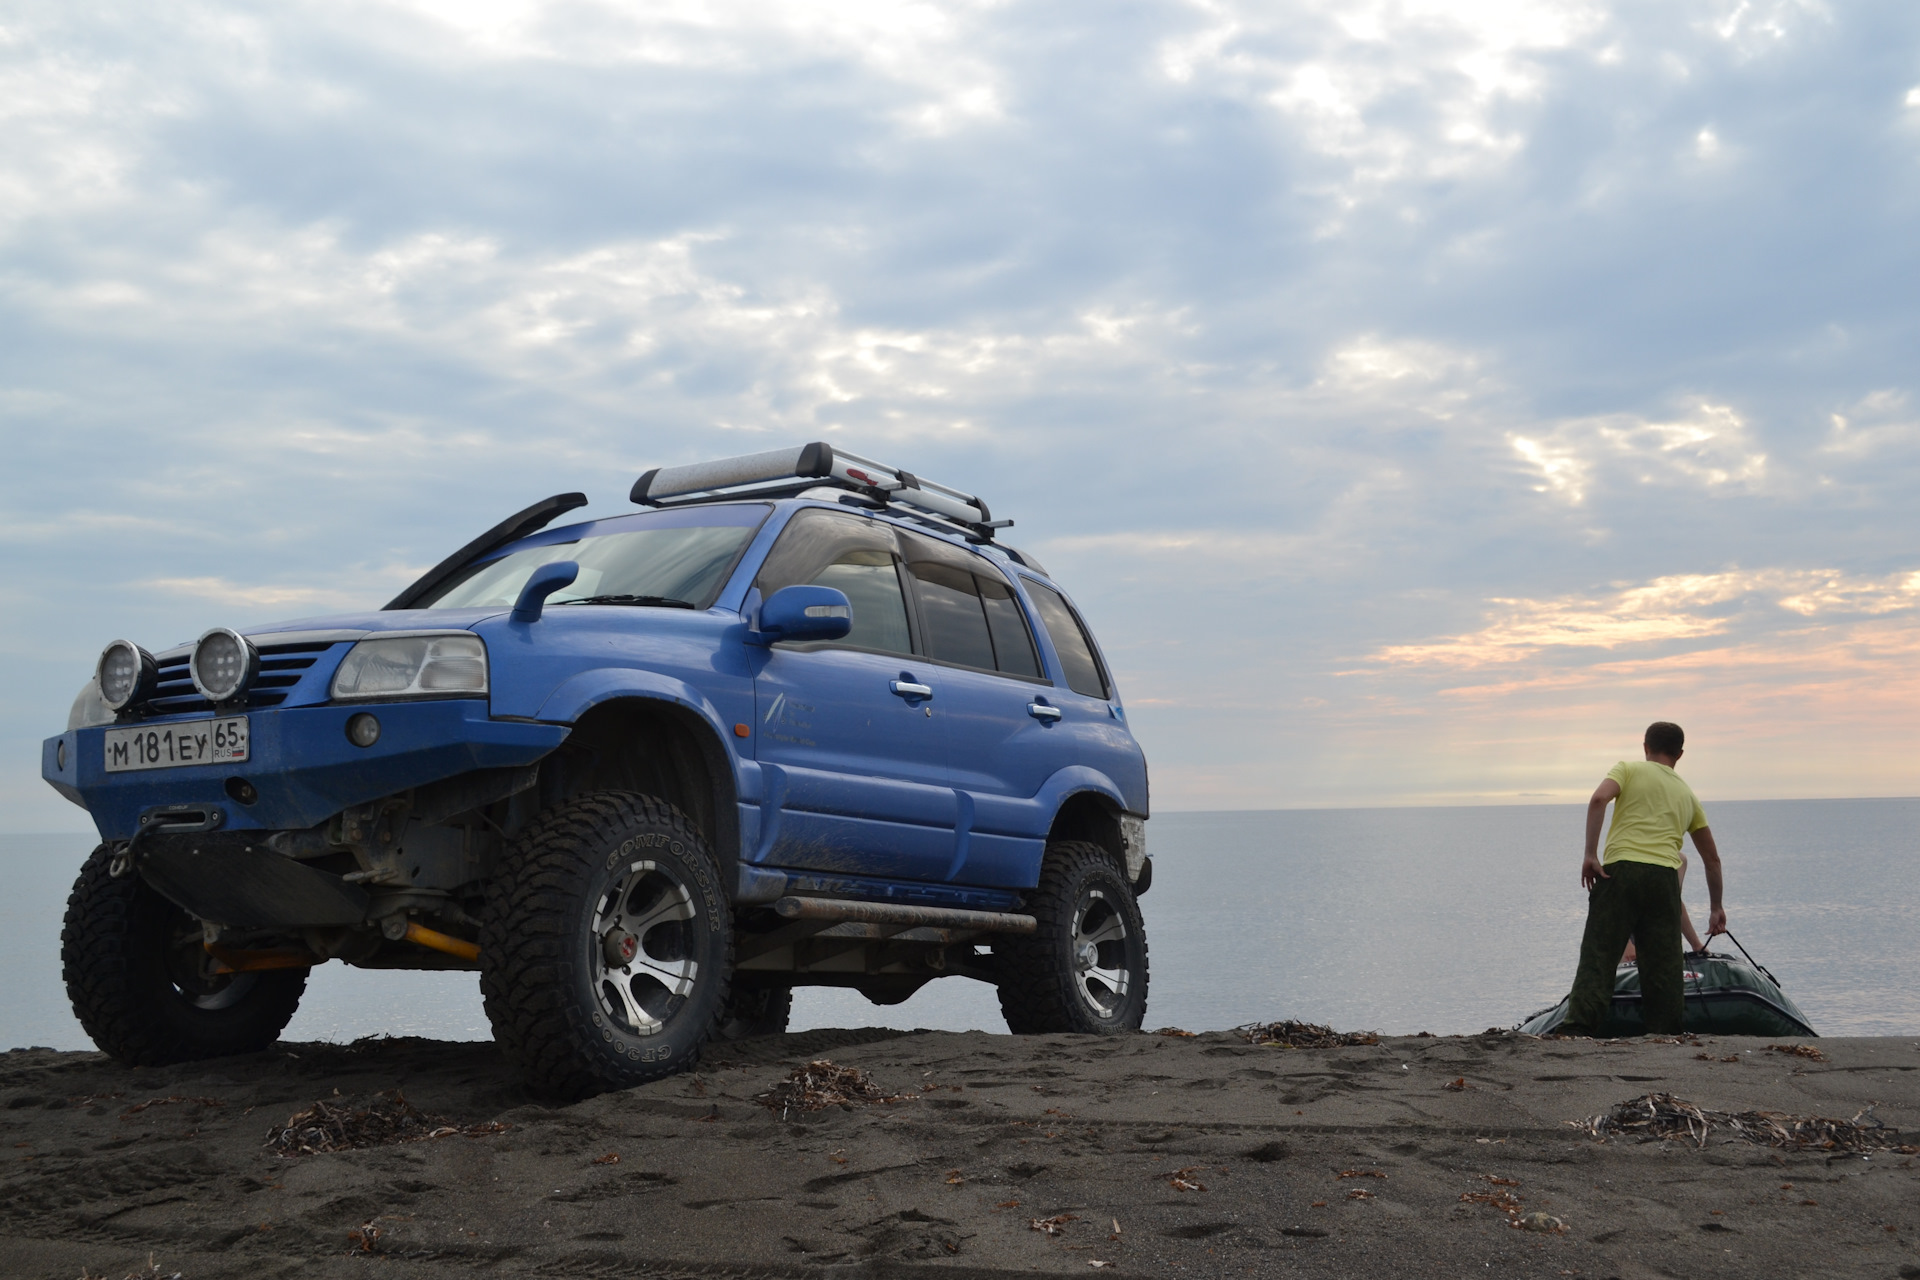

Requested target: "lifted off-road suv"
[{"left": 44, "top": 444, "right": 1151, "bottom": 1097}]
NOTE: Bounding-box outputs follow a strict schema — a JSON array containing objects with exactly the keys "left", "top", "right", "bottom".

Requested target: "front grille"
[{"left": 145, "top": 640, "right": 340, "bottom": 716}]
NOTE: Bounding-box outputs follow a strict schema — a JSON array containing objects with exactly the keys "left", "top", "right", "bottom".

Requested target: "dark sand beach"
[{"left": 2, "top": 1028, "right": 1915, "bottom": 1279}]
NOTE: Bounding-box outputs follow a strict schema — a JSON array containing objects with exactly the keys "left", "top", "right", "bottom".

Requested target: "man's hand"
[
  {"left": 1705, "top": 906, "right": 1727, "bottom": 938},
  {"left": 1580, "top": 853, "right": 1610, "bottom": 890}
]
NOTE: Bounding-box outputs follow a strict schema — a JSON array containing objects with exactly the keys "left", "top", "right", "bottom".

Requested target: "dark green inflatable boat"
[{"left": 1518, "top": 950, "right": 1816, "bottom": 1038}]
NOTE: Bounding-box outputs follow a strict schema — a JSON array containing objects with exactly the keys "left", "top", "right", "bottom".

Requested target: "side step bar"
[{"left": 771, "top": 896, "right": 1036, "bottom": 934}]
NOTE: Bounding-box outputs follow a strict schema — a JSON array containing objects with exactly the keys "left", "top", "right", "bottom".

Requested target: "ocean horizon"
[{"left": 6, "top": 796, "right": 1915, "bottom": 1051}]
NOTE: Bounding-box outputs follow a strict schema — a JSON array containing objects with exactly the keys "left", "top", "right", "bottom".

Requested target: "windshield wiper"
[{"left": 556, "top": 594, "right": 697, "bottom": 609}]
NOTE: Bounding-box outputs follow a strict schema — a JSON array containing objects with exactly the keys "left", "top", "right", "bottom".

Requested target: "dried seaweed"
[
  {"left": 755, "top": 1060, "right": 917, "bottom": 1119},
  {"left": 1768, "top": 1043, "right": 1826, "bottom": 1062},
  {"left": 1166, "top": 1166, "right": 1206, "bottom": 1192},
  {"left": 1577, "top": 1091, "right": 1916, "bottom": 1153},
  {"left": 1237, "top": 1020, "right": 1380, "bottom": 1049},
  {"left": 1460, "top": 1175, "right": 1533, "bottom": 1227},
  {"left": 265, "top": 1089, "right": 509, "bottom": 1155}
]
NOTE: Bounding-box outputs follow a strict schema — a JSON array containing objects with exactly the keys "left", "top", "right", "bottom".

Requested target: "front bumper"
[{"left": 44, "top": 699, "right": 570, "bottom": 840}]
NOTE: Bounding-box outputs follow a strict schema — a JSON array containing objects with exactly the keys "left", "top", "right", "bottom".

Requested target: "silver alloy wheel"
[
  {"left": 590, "top": 858, "right": 700, "bottom": 1036},
  {"left": 1070, "top": 887, "right": 1131, "bottom": 1017}
]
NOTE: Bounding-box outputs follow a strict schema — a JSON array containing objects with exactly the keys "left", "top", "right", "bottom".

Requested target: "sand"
[{"left": 2, "top": 1027, "right": 1915, "bottom": 1279}]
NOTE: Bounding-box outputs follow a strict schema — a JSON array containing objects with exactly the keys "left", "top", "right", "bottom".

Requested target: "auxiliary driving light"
[
  {"left": 96, "top": 639, "right": 158, "bottom": 711},
  {"left": 345, "top": 713, "right": 382, "bottom": 748},
  {"left": 189, "top": 627, "right": 259, "bottom": 704}
]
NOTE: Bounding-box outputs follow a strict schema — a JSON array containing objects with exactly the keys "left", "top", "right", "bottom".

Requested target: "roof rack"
[{"left": 630, "top": 443, "right": 1012, "bottom": 543}]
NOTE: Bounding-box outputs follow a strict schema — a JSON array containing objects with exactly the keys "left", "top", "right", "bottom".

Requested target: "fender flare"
[
  {"left": 1030, "top": 766, "right": 1145, "bottom": 880},
  {"left": 535, "top": 668, "right": 734, "bottom": 740},
  {"left": 532, "top": 668, "right": 746, "bottom": 889}
]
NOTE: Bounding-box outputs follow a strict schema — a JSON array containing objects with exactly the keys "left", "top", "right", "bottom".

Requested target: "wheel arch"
[
  {"left": 1047, "top": 789, "right": 1125, "bottom": 873},
  {"left": 536, "top": 692, "right": 742, "bottom": 894}
]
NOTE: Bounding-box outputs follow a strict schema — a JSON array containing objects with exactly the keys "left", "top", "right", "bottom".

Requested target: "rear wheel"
[
  {"left": 61, "top": 846, "right": 307, "bottom": 1065},
  {"left": 996, "top": 841, "right": 1149, "bottom": 1035},
  {"left": 480, "top": 792, "right": 732, "bottom": 1099}
]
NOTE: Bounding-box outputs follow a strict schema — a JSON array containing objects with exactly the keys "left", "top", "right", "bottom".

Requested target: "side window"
[
  {"left": 815, "top": 553, "right": 911, "bottom": 654},
  {"left": 756, "top": 509, "right": 912, "bottom": 655},
  {"left": 1024, "top": 581, "right": 1109, "bottom": 700},
  {"left": 979, "top": 577, "right": 1040, "bottom": 678},
  {"left": 908, "top": 560, "right": 996, "bottom": 671},
  {"left": 899, "top": 530, "right": 1042, "bottom": 678}
]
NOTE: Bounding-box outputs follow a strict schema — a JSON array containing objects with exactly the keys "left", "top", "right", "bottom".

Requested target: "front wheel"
[
  {"left": 480, "top": 792, "right": 733, "bottom": 1100},
  {"left": 995, "top": 841, "right": 1149, "bottom": 1034},
  {"left": 61, "top": 846, "right": 308, "bottom": 1066}
]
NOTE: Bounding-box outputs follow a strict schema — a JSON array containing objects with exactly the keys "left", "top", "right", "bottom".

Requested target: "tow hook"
[{"left": 111, "top": 806, "right": 226, "bottom": 878}]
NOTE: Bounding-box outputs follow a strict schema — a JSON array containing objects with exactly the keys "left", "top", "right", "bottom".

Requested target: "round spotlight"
[
  {"left": 224, "top": 777, "right": 259, "bottom": 805},
  {"left": 189, "top": 627, "right": 258, "bottom": 705},
  {"left": 345, "top": 712, "right": 382, "bottom": 748},
  {"left": 96, "top": 639, "right": 158, "bottom": 712}
]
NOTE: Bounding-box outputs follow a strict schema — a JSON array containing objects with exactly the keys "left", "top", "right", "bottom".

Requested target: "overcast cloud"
[{"left": 4, "top": 0, "right": 1919, "bottom": 830}]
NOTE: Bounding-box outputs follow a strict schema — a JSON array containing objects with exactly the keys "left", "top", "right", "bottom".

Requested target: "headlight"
[
  {"left": 190, "top": 627, "right": 258, "bottom": 704},
  {"left": 97, "top": 639, "right": 158, "bottom": 712},
  {"left": 331, "top": 634, "right": 488, "bottom": 701}
]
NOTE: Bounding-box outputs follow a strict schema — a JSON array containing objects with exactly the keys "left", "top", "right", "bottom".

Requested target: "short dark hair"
[{"left": 1644, "top": 721, "right": 1685, "bottom": 757}]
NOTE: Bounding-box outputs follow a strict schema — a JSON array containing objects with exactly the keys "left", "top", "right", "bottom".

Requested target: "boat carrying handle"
[{"left": 1718, "top": 929, "right": 1780, "bottom": 987}]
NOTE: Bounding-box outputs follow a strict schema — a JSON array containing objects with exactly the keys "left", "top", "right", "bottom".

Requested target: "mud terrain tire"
[
  {"left": 480, "top": 792, "right": 732, "bottom": 1100},
  {"left": 995, "top": 840, "right": 1149, "bottom": 1035},
  {"left": 61, "top": 845, "right": 308, "bottom": 1065}
]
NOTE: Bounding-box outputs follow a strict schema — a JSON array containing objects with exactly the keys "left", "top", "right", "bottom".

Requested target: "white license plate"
[{"left": 104, "top": 717, "right": 249, "bottom": 773}]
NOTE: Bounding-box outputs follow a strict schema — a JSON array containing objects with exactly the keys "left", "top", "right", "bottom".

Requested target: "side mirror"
[{"left": 748, "top": 585, "right": 852, "bottom": 646}]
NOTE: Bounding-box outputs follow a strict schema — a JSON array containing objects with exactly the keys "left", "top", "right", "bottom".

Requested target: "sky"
[{"left": 4, "top": 0, "right": 1919, "bottom": 832}]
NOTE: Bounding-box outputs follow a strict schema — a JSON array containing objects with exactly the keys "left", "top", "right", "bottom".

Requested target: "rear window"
[
  {"left": 900, "top": 530, "right": 1042, "bottom": 679},
  {"left": 1024, "top": 581, "right": 1109, "bottom": 699}
]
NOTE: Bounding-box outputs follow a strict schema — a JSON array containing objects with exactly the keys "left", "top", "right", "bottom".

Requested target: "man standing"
[{"left": 1560, "top": 722, "right": 1727, "bottom": 1037}]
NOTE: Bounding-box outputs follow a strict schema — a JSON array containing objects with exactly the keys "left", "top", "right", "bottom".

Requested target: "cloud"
[
  {"left": 1508, "top": 402, "right": 1767, "bottom": 505},
  {"left": 4, "top": 0, "right": 1920, "bottom": 825},
  {"left": 1371, "top": 567, "right": 1920, "bottom": 668}
]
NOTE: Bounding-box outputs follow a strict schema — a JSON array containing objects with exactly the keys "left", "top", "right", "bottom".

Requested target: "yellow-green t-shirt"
[{"left": 1601, "top": 760, "right": 1707, "bottom": 870}]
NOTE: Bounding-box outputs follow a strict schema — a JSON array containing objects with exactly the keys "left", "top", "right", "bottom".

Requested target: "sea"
[{"left": 5, "top": 799, "right": 1916, "bottom": 1051}]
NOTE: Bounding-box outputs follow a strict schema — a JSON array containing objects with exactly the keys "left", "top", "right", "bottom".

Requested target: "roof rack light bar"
[{"left": 631, "top": 442, "right": 1003, "bottom": 538}]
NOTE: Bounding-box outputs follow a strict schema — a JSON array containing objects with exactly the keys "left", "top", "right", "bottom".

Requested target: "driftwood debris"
[
  {"left": 755, "top": 1060, "right": 917, "bottom": 1119},
  {"left": 1237, "top": 1020, "right": 1381, "bottom": 1049},
  {"left": 265, "top": 1089, "right": 507, "bottom": 1155},
  {"left": 1578, "top": 1091, "right": 1916, "bottom": 1153}
]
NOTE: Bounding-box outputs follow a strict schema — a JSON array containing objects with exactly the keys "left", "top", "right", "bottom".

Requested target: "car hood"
[{"left": 229, "top": 608, "right": 509, "bottom": 646}]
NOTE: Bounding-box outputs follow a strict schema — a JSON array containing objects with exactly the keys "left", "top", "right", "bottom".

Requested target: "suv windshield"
[{"left": 418, "top": 506, "right": 767, "bottom": 610}]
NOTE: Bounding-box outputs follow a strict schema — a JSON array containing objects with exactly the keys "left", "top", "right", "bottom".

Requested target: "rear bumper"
[{"left": 45, "top": 700, "right": 569, "bottom": 840}]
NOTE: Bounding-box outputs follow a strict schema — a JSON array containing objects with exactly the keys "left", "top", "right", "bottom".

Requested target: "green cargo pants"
[{"left": 1562, "top": 860, "right": 1685, "bottom": 1036}]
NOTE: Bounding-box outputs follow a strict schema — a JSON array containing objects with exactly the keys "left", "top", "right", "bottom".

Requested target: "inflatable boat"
[{"left": 1518, "top": 948, "right": 1816, "bottom": 1038}]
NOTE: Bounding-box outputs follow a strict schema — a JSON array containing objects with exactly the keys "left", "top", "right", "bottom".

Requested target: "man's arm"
[
  {"left": 1676, "top": 860, "right": 1704, "bottom": 951},
  {"left": 1582, "top": 779, "right": 1620, "bottom": 889},
  {"left": 1690, "top": 826, "right": 1726, "bottom": 938}
]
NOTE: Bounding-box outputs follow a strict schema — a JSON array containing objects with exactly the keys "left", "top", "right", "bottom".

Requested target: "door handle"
[
  {"left": 1027, "top": 701, "right": 1062, "bottom": 722},
  {"left": 890, "top": 680, "right": 934, "bottom": 699}
]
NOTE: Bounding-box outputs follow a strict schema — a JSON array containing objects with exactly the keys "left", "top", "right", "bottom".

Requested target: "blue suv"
[{"left": 44, "top": 444, "right": 1151, "bottom": 1097}]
